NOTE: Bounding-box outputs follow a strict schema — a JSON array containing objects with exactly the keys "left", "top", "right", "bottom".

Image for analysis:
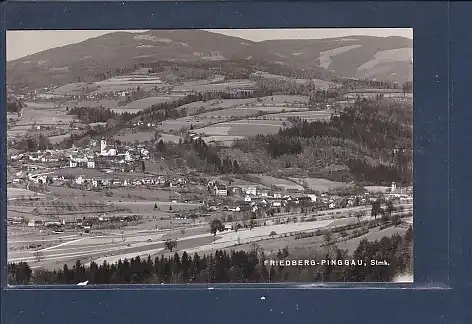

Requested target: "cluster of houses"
[
  {"left": 10, "top": 139, "right": 150, "bottom": 165},
  {"left": 73, "top": 175, "right": 186, "bottom": 189},
  {"left": 205, "top": 180, "right": 413, "bottom": 214},
  {"left": 9, "top": 139, "right": 154, "bottom": 186}
]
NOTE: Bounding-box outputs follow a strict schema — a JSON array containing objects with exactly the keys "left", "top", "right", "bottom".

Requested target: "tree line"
[
  {"left": 9, "top": 227, "right": 412, "bottom": 285},
  {"left": 67, "top": 106, "right": 119, "bottom": 123},
  {"left": 151, "top": 136, "right": 243, "bottom": 174},
  {"left": 7, "top": 99, "right": 24, "bottom": 113},
  {"left": 10, "top": 134, "right": 53, "bottom": 152}
]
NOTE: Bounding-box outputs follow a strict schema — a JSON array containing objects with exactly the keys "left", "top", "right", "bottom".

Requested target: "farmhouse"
[
  {"left": 245, "top": 187, "right": 257, "bottom": 196},
  {"left": 214, "top": 184, "right": 228, "bottom": 196},
  {"left": 27, "top": 220, "right": 43, "bottom": 227},
  {"left": 271, "top": 200, "right": 283, "bottom": 207},
  {"left": 306, "top": 194, "right": 318, "bottom": 202}
]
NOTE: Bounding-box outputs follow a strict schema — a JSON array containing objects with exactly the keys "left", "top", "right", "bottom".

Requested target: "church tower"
[{"left": 100, "top": 139, "right": 107, "bottom": 153}]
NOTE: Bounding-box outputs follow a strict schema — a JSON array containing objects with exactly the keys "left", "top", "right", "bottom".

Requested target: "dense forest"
[
  {"left": 9, "top": 134, "right": 53, "bottom": 152},
  {"left": 67, "top": 106, "right": 119, "bottom": 123},
  {"left": 8, "top": 228, "right": 412, "bottom": 285},
  {"left": 7, "top": 99, "right": 24, "bottom": 113}
]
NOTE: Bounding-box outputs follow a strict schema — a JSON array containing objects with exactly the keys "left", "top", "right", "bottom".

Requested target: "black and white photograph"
[{"left": 6, "top": 28, "right": 413, "bottom": 285}]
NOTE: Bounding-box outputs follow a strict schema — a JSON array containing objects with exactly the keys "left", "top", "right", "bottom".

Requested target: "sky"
[{"left": 6, "top": 28, "right": 412, "bottom": 61}]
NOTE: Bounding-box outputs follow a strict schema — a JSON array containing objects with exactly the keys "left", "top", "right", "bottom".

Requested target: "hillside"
[
  {"left": 224, "top": 98, "right": 413, "bottom": 186},
  {"left": 7, "top": 30, "right": 412, "bottom": 89}
]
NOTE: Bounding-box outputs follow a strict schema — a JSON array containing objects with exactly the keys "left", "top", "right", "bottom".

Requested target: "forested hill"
[{"left": 229, "top": 98, "right": 413, "bottom": 186}]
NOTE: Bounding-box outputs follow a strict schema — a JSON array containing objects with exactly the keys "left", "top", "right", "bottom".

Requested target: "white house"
[
  {"left": 245, "top": 187, "right": 257, "bottom": 196},
  {"left": 76, "top": 176, "right": 85, "bottom": 185},
  {"left": 244, "top": 195, "right": 252, "bottom": 202},
  {"left": 87, "top": 161, "right": 95, "bottom": 169},
  {"left": 272, "top": 201, "right": 282, "bottom": 207},
  {"left": 27, "top": 220, "right": 42, "bottom": 227},
  {"left": 329, "top": 202, "right": 336, "bottom": 209},
  {"left": 214, "top": 184, "right": 228, "bottom": 196},
  {"left": 306, "top": 194, "right": 318, "bottom": 203}
]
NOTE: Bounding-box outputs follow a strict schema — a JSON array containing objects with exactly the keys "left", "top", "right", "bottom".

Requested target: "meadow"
[
  {"left": 252, "top": 71, "right": 340, "bottom": 89},
  {"left": 115, "top": 95, "right": 184, "bottom": 113},
  {"left": 254, "top": 175, "right": 305, "bottom": 191},
  {"left": 91, "top": 75, "right": 168, "bottom": 93},
  {"left": 172, "top": 79, "right": 256, "bottom": 93},
  {"left": 290, "top": 177, "right": 351, "bottom": 192}
]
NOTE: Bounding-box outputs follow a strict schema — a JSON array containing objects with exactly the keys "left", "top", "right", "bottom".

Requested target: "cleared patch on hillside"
[{"left": 318, "top": 45, "right": 362, "bottom": 69}]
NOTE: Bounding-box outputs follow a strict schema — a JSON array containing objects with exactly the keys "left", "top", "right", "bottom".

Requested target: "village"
[{"left": 7, "top": 135, "right": 413, "bottom": 231}]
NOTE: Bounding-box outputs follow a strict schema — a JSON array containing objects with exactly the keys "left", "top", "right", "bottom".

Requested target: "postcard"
[{"left": 6, "top": 28, "right": 413, "bottom": 285}]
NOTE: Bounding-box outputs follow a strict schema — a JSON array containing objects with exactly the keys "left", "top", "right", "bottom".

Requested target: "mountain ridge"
[{"left": 7, "top": 30, "right": 413, "bottom": 89}]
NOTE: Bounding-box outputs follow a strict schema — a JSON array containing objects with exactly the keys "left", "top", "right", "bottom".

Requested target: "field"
[
  {"left": 261, "top": 110, "right": 332, "bottom": 122},
  {"left": 8, "top": 102, "right": 75, "bottom": 138},
  {"left": 114, "top": 95, "right": 184, "bottom": 113},
  {"left": 252, "top": 71, "right": 340, "bottom": 89},
  {"left": 7, "top": 187, "right": 45, "bottom": 199},
  {"left": 7, "top": 198, "right": 413, "bottom": 272},
  {"left": 91, "top": 75, "right": 168, "bottom": 93},
  {"left": 196, "top": 120, "right": 285, "bottom": 137},
  {"left": 251, "top": 175, "right": 305, "bottom": 191},
  {"left": 160, "top": 118, "right": 277, "bottom": 135},
  {"left": 114, "top": 131, "right": 181, "bottom": 143},
  {"left": 290, "top": 177, "right": 352, "bottom": 191},
  {"left": 336, "top": 226, "right": 408, "bottom": 253},
  {"left": 172, "top": 79, "right": 256, "bottom": 93},
  {"left": 345, "top": 92, "right": 412, "bottom": 99},
  {"left": 157, "top": 95, "right": 311, "bottom": 135},
  {"left": 202, "top": 135, "right": 246, "bottom": 145},
  {"left": 198, "top": 105, "right": 307, "bottom": 118},
  {"left": 66, "top": 99, "right": 119, "bottom": 110},
  {"left": 176, "top": 219, "right": 335, "bottom": 255},
  {"left": 176, "top": 98, "right": 258, "bottom": 115},
  {"left": 51, "top": 82, "right": 90, "bottom": 95},
  {"left": 48, "top": 134, "right": 72, "bottom": 144},
  {"left": 364, "top": 186, "right": 390, "bottom": 193}
]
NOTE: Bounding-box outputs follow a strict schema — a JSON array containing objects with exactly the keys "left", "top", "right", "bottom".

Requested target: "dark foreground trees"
[{"left": 9, "top": 227, "right": 412, "bottom": 285}]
